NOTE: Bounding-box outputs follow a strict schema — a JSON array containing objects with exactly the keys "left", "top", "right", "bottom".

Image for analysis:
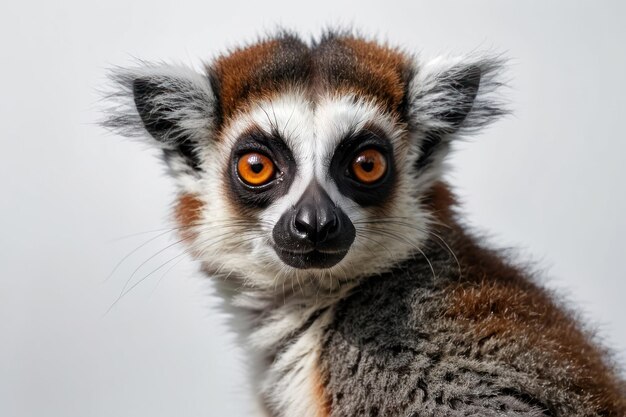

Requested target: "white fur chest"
[{"left": 215, "top": 281, "right": 349, "bottom": 417}]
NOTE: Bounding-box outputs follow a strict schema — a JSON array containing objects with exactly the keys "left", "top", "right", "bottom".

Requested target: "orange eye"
[
  {"left": 237, "top": 152, "right": 276, "bottom": 186},
  {"left": 351, "top": 148, "right": 387, "bottom": 184}
]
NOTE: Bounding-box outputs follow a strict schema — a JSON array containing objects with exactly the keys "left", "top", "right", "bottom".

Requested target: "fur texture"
[
  {"left": 321, "top": 185, "right": 626, "bottom": 416},
  {"left": 103, "top": 30, "right": 626, "bottom": 416}
]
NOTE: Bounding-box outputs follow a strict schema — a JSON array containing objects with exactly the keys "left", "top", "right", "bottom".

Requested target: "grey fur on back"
[{"left": 319, "top": 237, "right": 621, "bottom": 416}]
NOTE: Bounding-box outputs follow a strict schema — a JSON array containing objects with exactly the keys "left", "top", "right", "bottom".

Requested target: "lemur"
[{"left": 103, "top": 31, "right": 626, "bottom": 416}]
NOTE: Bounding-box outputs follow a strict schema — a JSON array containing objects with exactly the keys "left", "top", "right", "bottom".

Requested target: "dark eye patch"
[
  {"left": 329, "top": 128, "right": 396, "bottom": 207},
  {"left": 226, "top": 127, "right": 296, "bottom": 209}
]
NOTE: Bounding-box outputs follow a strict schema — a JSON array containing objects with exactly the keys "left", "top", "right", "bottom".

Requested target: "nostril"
[
  {"left": 318, "top": 213, "right": 339, "bottom": 243},
  {"left": 294, "top": 216, "right": 309, "bottom": 235},
  {"left": 330, "top": 215, "right": 339, "bottom": 232},
  {"left": 293, "top": 207, "right": 316, "bottom": 240}
]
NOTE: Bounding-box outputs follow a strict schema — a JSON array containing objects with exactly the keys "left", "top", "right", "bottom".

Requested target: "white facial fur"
[{"left": 183, "top": 90, "right": 432, "bottom": 293}]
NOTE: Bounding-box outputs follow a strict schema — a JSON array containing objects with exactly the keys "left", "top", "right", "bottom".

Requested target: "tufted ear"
[
  {"left": 103, "top": 63, "right": 217, "bottom": 170},
  {"left": 408, "top": 54, "right": 507, "bottom": 171}
]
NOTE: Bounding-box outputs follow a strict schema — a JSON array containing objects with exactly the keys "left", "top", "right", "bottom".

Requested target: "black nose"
[
  {"left": 272, "top": 181, "right": 355, "bottom": 269},
  {"left": 293, "top": 197, "right": 340, "bottom": 245}
]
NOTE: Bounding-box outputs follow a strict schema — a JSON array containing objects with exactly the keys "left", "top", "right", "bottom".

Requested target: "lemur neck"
[{"left": 210, "top": 271, "right": 356, "bottom": 352}]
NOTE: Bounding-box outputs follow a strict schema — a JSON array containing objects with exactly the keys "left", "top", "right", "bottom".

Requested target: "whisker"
[
  {"left": 113, "top": 223, "right": 259, "bottom": 291},
  {"left": 106, "top": 219, "right": 270, "bottom": 282},
  {"left": 151, "top": 256, "right": 187, "bottom": 294},
  {"left": 107, "top": 231, "right": 266, "bottom": 313},
  {"left": 109, "top": 218, "right": 272, "bottom": 241},
  {"left": 361, "top": 226, "right": 437, "bottom": 283},
  {"left": 104, "top": 228, "right": 182, "bottom": 283},
  {"left": 355, "top": 218, "right": 461, "bottom": 275},
  {"left": 354, "top": 231, "right": 395, "bottom": 259}
]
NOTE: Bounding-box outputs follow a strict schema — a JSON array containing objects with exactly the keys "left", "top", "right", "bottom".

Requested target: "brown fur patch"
[
  {"left": 174, "top": 193, "right": 204, "bottom": 241},
  {"left": 424, "top": 182, "right": 626, "bottom": 415},
  {"left": 424, "top": 181, "right": 457, "bottom": 223},
  {"left": 209, "top": 33, "right": 413, "bottom": 127},
  {"left": 445, "top": 281, "right": 626, "bottom": 414},
  {"left": 312, "top": 35, "right": 412, "bottom": 114},
  {"left": 311, "top": 359, "right": 332, "bottom": 417},
  {"left": 211, "top": 34, "right": 311, "bottom": 123}
]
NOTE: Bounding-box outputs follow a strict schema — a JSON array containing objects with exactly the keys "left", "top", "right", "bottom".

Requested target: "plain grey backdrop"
[{"left": 1, "top": 1, "right": 625, "bottom": 416}]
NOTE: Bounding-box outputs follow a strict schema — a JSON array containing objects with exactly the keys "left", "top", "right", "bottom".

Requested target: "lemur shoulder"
[{"left": 104, "top": 30, "right": 626, "bottom": 416}]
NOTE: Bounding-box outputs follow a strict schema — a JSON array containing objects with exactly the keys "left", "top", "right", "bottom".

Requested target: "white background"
[{"left": 1, "top": 1, "right": 625, "bottom": 416}]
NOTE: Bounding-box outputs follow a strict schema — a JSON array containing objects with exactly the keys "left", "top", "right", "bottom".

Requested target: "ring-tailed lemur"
[{"left": 103, "top": 31, "right": 626, "bottom": 416}]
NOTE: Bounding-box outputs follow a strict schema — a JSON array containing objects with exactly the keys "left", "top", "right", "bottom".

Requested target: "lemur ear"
[
  {"left": 103, "top": 63, "right": 217, "bottom": 170},
  {"left": 408, "top": 54, "right": 507, "bottom": 171},
  {"left": 409, "top": 54, "right": 507, "bottom": 133}
]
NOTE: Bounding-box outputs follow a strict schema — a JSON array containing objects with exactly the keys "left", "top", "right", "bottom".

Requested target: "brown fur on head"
[{"left": 210, "top": 32, "right": 413, "bottom": 125}]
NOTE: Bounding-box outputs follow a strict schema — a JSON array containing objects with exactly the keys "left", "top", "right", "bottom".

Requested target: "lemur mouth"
[{"left": 273, "top": 246, "right": 348, "bottom": 269}]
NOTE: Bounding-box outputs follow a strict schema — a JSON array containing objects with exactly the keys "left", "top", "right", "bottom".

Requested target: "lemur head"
[{"left": 104, "top": 31, "right": 505, "bottom": 292}]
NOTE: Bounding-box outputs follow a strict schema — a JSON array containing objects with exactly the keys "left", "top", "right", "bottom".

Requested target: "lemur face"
[
  {"left": 105, "top": 32, "right": 505, "bottom": 291},
  {"left": 220, "top": 91, "right": 403, "bottom": 273}
]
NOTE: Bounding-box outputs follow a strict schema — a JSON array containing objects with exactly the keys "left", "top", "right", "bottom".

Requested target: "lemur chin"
[{"left": 103, "top": 30, "right": 626, "bottom": 416}]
